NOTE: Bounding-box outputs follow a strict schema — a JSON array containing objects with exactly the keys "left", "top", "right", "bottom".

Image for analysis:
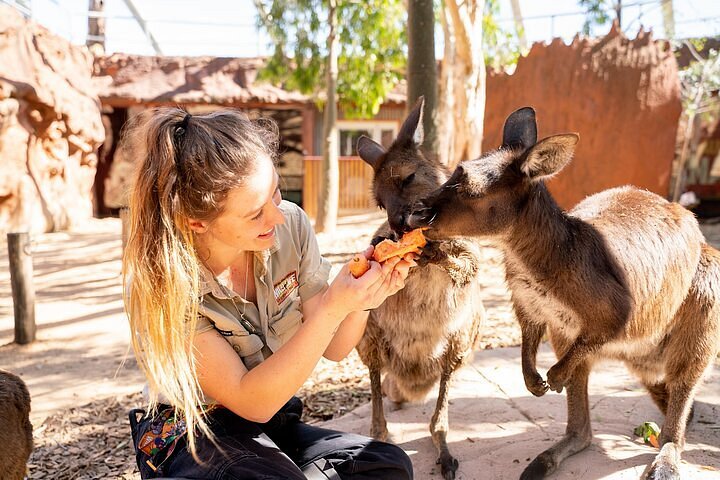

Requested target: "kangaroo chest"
[{"left": 504, "top": 253, "right": 582, "bottom": 340}]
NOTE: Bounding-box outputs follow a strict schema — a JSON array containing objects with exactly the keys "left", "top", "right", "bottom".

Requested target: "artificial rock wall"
[
  {"left": 0, "top": 6, "right": 104, "bottom": 234},
  {"left": 484, "top": 24, "right": 682, "bottom": 209}
]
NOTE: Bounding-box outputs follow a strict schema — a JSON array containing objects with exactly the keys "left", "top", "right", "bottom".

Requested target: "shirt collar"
[{"left": 198, "top": 235, "right": 280, "bottom": 298}]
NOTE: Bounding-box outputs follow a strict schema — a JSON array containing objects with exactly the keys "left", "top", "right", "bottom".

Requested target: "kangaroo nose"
[{"left": 390, "top": 212, "right": 408, "bottom": 235}]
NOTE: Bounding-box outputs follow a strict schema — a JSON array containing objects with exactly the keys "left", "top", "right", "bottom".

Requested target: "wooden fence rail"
[{"left": 302, "top": 156, "right": 376, "bottom": 219}]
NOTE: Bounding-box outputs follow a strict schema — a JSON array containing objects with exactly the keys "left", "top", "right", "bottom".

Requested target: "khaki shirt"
[{"left": 196, "top": 200, "right": 332, "bottom": 371}]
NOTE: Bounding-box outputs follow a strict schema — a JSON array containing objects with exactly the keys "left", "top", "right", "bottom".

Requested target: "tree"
[
  {"left": 255, "top": 0, "right": 406, "bottom": 232},
  {"left": 86, "top": 0, "right": 105, "bottom": 56},
  {"left": 509, "top": 0, "right": 527, "bottom": 52},
  {"left": 580, "top": 0, "right": 622, "bottom": 35},
  {"left": 407, "top": 0, "right": 437, "bottom": 156},
  {"left": 661, "top": 0, "right": 675, "bottom": 39},
  {"left": 437, "top": 0, "right": 486, "bottom": 168},
  {"left": 672, "top": 46, "right": 720, "bottom": 201}
]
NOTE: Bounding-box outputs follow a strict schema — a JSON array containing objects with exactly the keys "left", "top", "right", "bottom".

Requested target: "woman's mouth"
[{"left": 258, "top": 227, "right": 275, "bottom": 240}]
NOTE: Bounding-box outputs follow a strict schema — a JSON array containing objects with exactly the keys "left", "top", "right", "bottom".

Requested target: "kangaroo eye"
[{"left": 401, "top": 173, "right": 416, "bottom": 188}]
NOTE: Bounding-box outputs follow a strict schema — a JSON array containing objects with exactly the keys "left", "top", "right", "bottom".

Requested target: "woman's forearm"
[
  {"left": 224, "top": 293, "right": 349, "bottom": 421},
  {"left": 323, "top": 310, "right": 369, "bottom": 361}
]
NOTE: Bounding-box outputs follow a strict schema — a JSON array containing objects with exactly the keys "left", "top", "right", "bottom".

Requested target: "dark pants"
[{"left": 130, "top": 398, "right": 413, "bottom": 480}]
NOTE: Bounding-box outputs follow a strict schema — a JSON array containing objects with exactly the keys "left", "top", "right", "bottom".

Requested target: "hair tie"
[
  {"left": 174, "top": 113, "right": 192, "bottom": 140},
  {"left": 173, "top": 113, "right": 192, "bottom": 176}
]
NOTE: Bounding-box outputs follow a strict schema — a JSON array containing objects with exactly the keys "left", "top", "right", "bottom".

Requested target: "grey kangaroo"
[
  {"left": 355, "top": 98, "right": 486, "bottom": 480},
  {"left": 406, "top": 107, "right": 720, "bottom": 479},
  {"left": 0, "top": 369, "right": 33, "bottom": 480}
]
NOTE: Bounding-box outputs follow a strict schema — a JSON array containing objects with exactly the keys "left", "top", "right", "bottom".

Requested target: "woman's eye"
[{"left": 251, "top": 210, "right": 263, "bottom": 221}]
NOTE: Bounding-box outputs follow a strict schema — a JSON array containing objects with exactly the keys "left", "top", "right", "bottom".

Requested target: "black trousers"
[{"left": 130, "top": 398, "right": 413, "bottom": 480}]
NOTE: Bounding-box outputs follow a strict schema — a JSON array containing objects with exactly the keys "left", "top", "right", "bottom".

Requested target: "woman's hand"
[{"left": 325, "top": 246, "right": 417, "bottom": 317}]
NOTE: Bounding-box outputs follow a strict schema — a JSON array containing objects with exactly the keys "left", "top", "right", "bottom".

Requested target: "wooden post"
[{"left": 7, "top": 232, "right": 36, "bottom": 344}]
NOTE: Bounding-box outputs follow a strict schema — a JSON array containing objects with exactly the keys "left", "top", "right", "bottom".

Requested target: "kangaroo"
[
  {"left": 355, "top": 98, "right": 486, "bottom": 480},
  {"left": 406, "top": 107, "right": 720, "bottom": 480},
  {"left": 0, "top": 369, "right": 33, "bottom": 480}
]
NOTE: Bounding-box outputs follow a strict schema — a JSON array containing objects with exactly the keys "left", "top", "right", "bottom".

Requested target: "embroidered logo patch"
[{"left": 274, "top": 271, "right": 299, "bottom": 305}]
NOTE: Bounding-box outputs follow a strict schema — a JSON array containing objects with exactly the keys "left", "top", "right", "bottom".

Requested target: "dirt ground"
[
  {"left": 2, "top": 213, "right": 719, "bottom": 479},
  {"left": 0, "top": 211, "right": 518, "bottom": 479}
]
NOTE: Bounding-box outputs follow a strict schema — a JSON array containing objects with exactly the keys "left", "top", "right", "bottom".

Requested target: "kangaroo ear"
[
  {"left": 521, "top": 134, "right": 579, "bottom": 180},
  {"left": 357, "top": 135, "right": 386, "bottom": 169},
  {"left": 397, "top": 96, "right": 424, "bottom": 146},
  {"left": 502, "top": 107, "right": 537, "bottom": 150}
]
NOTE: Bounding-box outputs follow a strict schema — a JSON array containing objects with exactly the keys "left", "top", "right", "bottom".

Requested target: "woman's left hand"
[{"left": 324, "top": 247, "right": 417, "bottom": 315}]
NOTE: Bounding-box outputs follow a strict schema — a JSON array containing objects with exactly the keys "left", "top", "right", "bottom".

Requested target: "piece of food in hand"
[
  {"left": 349, "top": 229, "right": 427, "bottom": 278},
  {"left": 349, "top": 254, "right": 371, "bottom": 278},
  {"left": 372, "top": 228, "right": 427, "bottom": 263}
]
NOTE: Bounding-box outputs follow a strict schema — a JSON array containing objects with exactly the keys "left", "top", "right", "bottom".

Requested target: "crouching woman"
[{"left": 122, "top": 108, "right": 415, "bottom": 479}]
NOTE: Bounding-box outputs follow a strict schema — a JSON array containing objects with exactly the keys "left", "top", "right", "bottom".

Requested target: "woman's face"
[{"left": 191, "top": 155, "right": 285, "bottom": 254}]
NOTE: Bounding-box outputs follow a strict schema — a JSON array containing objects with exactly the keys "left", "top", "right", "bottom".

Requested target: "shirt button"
[{"left": 233, "top": 345, "right": 242, "bottom": 354}]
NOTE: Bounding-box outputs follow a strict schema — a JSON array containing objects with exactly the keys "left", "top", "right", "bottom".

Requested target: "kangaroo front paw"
[
  {"left": 546, "top": 363, "right": 570, "bottom": 393},
  {"left": 524, "top": 370, "right": 549, "bottom": 397},
  {"left": 436, "top": 453, "right": 459, "bottom": 480}
]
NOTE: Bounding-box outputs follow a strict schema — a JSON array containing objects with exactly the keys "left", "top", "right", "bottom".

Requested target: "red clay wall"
[{"left": 483, "top": 24, "right": 681, "bottom": 209}]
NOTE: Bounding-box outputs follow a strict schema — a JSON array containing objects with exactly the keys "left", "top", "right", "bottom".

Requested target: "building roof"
[{"left": 93, "top": 54, "right": 309, "bottom": 108}]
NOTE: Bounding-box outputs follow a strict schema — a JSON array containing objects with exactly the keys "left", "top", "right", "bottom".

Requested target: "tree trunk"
[
  {"left": 315, "top": 0, "right": 339, "bottom": 234},
  {"left": 437, "top": 0, "right": 485, "bottom": 168},
  {"left": 661, "top": 0, "right": 675, "bottom": 39},
  {"left": 86, "top": 0, "right": 105, "bottom": 55},
  {"left": 408, "top": 0, "right": 437, "bottom": 156},
  {"left": 509, "top": 0, "right": 527, "bottom": 52},
  {"left": 615, "top": 0, "right": 622, "bottom": 29}
]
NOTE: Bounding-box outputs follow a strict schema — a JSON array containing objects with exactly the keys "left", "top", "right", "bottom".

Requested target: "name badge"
[{"left": 274, "top": 271, "right": 299, "bottom": 305}]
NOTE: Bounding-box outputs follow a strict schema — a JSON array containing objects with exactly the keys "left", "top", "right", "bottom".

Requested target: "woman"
[{"left": 122, "top": 108, "right": 416, "bottom": 479}]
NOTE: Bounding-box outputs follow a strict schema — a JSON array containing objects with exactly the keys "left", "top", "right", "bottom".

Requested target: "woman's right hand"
[{"left": 325, "top": 246, "right": 416, "bottom": 317}]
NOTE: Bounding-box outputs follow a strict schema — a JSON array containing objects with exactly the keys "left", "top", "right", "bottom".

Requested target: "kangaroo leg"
[
  {"left": 646, "top": 248, "right": 720, "bottom": 480},
  {"left": 644, "top": 377, "right": 701, "bottom": 480},
  {"left": 369, "top": 365, "right": 389, "bottom": 441},
  {"left": 430, "top": 364, "right": 458, "bottom": 480},
  {"left": 521, "top": 359, "right": 593, "bottom": 479}
]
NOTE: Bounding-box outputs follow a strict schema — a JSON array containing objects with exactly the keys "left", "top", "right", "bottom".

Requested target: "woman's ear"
[{"left": 187, "top": 218, "right": 209, "bottom": 234}]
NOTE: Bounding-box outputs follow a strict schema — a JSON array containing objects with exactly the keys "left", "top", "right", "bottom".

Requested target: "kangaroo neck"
[{"left": 506, "top": 182, "right": 579, "bottom": 272}]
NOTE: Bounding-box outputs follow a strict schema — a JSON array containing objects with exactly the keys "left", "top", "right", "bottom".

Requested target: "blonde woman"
[{"left": 123, "top": 108, "right": 416, "bottom": 479}]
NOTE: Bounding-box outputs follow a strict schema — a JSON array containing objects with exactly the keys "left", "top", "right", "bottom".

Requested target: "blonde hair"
[{"left": 121, "top": 107, "right": 278, "bottom": 457}]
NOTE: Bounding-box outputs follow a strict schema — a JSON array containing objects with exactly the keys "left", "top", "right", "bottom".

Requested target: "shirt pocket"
[
  {"left": 227, "top": 331, "right": 265, "bottom": 370},
  {"left": 267, "top": 309, "right": 303, "bottom": 353}
]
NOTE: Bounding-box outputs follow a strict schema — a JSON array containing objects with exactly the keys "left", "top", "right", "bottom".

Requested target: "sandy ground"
[{"left": 1, "top": 213, "right": 718, "bottom": 479}]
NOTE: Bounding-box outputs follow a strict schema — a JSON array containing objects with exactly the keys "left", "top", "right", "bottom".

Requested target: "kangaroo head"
[
  {"left": 407, "top": 107, "right": 579, "bottom": 239},
  {"left": 357, "top": 97, "right": 449, "bottom": 235}
]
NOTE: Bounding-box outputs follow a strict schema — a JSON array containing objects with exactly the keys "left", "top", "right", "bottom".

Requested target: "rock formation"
[{"left": 0, "top": 6, "right": 104, "bottom": 234}]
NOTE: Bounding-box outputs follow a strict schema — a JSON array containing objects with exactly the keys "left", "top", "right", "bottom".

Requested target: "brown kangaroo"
[
  {"left": 0, "top": 369, "right": 33, "bottom": 480},
  {"left": 355, "top": 98, "right": 486, "bottom": 480},
  {"left": 406, "top": 107, "right": 720, "bottom": 479}
]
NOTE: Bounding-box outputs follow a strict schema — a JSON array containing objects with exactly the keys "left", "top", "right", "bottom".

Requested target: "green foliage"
[
  {"left": 483, "top": 0, "right": 521, "bottom": 71},
  {"left": 255, "top": 0, "right": 406, "bottom": 119},
  {"left": 678, "top": 48, "right": 720, "bottom": 119},
  {"left": 579, "top": 0, "right": 613, "bottom": 36}
]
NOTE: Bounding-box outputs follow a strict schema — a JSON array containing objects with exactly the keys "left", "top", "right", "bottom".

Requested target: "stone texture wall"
[
  {"left": 483, "top": 25, "right": 682, "bottom": 209},
  {"left": 0, "top": 6, "right": 104, "bottom": 234}
]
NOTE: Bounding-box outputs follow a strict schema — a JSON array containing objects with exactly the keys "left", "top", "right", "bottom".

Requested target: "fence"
[{"left": 302, "top": 156, "right": 376, "bottom": 219}]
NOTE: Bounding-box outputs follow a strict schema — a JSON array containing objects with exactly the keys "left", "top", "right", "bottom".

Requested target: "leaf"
[{"left": 634, "top": 421, "right": 661, "bottom": 446}]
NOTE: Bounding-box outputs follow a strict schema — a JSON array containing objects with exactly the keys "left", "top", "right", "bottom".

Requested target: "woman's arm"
[
  {"left": 193, "top": 258, "right": 409, "bottom": 422},
  {"left": 192, "top": 293, "right": 346, "bottom": 423},
  {"left": 308, "top": 253, "right": 416, "bottom": 362}
]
